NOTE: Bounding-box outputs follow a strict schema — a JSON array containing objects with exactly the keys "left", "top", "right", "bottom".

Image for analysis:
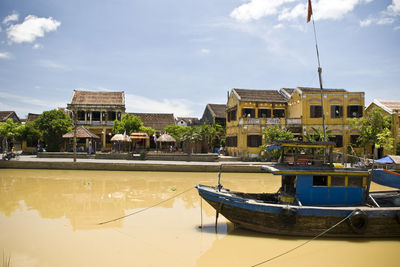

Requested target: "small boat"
[
  {"left": 372, "top": 169, "right": 400, "bottom": 189},
  {"left": 196, "top": 142, "right": 400, "bottom": 237},
  {"left": 372, "top": 155, "right": 400, "bottom": 189}
]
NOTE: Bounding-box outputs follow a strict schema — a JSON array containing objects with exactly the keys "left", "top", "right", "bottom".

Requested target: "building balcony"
[
  {"left": 286, "top": 118, "right": 302, "bottom": 125},
  {"left": 238, "top": 117, "right": 285, "bottom": 126},
  {"left": 76, "top": 121, "right": 114, "bottom": 127}
]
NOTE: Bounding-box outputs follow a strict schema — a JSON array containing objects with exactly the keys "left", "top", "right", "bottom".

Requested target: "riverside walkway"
[{"left": 0, "top": 155, "right": 269, "bottom": 172}]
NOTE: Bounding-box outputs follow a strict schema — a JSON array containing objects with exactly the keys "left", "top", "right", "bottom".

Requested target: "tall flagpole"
[{"left": 308, "top": 0, "right": 327, "bottom": 142}]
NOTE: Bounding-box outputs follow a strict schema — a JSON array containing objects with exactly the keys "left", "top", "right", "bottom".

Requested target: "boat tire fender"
[
  {"left": 279, "top": 207, "right": 297, "bottom": 226},
  {"left": 348, "top": 210, "right": 368, "bottom": 234}
]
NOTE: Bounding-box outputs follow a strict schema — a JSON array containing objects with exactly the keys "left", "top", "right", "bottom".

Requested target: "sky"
[{"left": 0, "top": 0, "right": 399, "bottom": 119}]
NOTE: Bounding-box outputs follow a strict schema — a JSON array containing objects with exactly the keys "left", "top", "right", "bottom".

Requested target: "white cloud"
[
  {"left": 3, "top": 12, "right": 19, "bottom": 24},
  {"left": 38, "top": 59, "right": 68, "bottom": 70},
  {"left": 0, "top": 52, "right": 12, "bottom": 59},
  {"left": 6, "top": 15, "right": 60, "bottom": 44},
  {"left": 360, "top": 0, "right": 400, "bottom": 28},
  {"left": 230, "top": 0, "right": 296, "bottom": 22},
  {"left": 33, "top": 43, "right": 43, "bottom": 49},
  {"left": 0, "top": 91, "right": 65, "bottom": 110},
  {"left": 125, "top": 93, "right": 196, "bottom": 117},
  {"left": 200, "top": 48, "right": 210, "bottom": 54},
  {"left": 311, "top": 0, "right": 361, "bottom": 21},
  {"left": 376, "top": 17, "right": 395, "bottom": 25},
  {"left": 231, "top": 0, "right": 372, "bottom": 23},
  {"left": 360, "top": 18, "right": 373, "bottom": 27},
  {"left": 387, "top": 0, "right": 400, "bottom": 16},
  {"left": 278, "top": 3, "right": 306, "bottom": 21}
]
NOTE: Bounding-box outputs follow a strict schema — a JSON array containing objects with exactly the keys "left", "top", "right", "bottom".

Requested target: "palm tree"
[
  {"left": 304, "top": 127, "right": 331, "bottom": 142},
  {"left": 182, "top": 127, "right": 202, "bottom": 154}
]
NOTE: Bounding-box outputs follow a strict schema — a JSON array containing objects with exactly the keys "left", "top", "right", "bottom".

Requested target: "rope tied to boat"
[
  {"left": 251, "top": 209, "right": 358, "bottom": 267},
  {"left": 97, "top": 186, "right": 194, "bottom": 225}
]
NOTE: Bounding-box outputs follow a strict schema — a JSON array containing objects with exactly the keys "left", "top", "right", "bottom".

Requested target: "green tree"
[
  {"left": 35, "top": 109, "right": 72, "bottom": 152},
  {"left": 139, "top": 126, "right": 155, "bottom": 137},
  {"left": 182, "top": 126, "right": 202, "bottom": 154},
  {"left": 200, "top": 124, "right": 216, "bottom": 152},
  {"left": 303, "top": 127, "right": 332, "bottom": 142},
  {"left": 164, "top": 125, "right": 189, "bottom": 144},
  {"left": 260, "top": 126, "right": 295, "bottom": 160},
  {"left": 113, "top": 114, "right": 143, "bottom": 135},
  {"left": 263, "top": 126, "right": 295, "bottom": 143},
  {"left": 0, "top": 118, "right": 18, "bottom": 151},
  {"left": 396, "top": 142, "right": 400, "bottom": 156},
  {"left": 15, "top": 121, "right": 41, "bottom": 147},
  {"left": 348, "top": 108, "right": 393, "bottom": 158}
]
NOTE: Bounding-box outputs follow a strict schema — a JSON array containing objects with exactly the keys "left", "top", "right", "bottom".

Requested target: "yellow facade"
[
  {"left": 365, "top": 101, "right": 400, "bottom": 156},
  {"left": 287, "top": 88, "right": 365, "bottom": 155},
  {"left": 225, "top": 88, "right": 365, "bottom": 159},
  {"left": 225, "top": 89, "right": 287, "bottom": 159}
]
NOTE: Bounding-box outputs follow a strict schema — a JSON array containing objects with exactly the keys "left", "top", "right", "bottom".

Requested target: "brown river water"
[{"left": 0, "top": 169, "right": 399, "bottom": 267}]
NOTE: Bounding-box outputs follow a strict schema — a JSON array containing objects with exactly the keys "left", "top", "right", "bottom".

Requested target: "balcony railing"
[
  {"left": 76, "top": 121, "right": 114, "bottom": 126},
  {"left": 286, "top": 118, "right": 302, "bottom": 125},
  {"left": 239, "top": 118, "right": 285, "bottom": 125}
]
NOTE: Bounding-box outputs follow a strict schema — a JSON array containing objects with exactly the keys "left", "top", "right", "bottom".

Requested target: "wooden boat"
[
  {"left": 372, "top": 169, "right": 400, "bottom": 189},
  {"left": 372, "top": 155, "right": 400, "bottom": 189},
  {"left": 196, "top": 142, "right": 400, "bottom": 237}
]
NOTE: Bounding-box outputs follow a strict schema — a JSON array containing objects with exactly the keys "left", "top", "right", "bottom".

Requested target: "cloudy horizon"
[{"left": 0, "top": 0, "right": 399, "bottom": 119}]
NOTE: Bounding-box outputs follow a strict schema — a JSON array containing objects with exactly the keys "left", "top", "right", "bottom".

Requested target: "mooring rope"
[
  {"left": 251, "top": 210, "right": 357, "bottom": 267},
  {"left": 98, "top": 186, "right": 195, "bottom": 225}
]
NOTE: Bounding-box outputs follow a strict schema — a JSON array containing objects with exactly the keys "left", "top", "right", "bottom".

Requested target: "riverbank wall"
[{"left": 0, "top": 156, "right": 267, "bottom": 173}]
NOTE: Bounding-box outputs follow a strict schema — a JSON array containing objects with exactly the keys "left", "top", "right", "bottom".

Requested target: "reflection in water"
[{"left": 0, "top": 169, "right": 398, "bottom": 267}]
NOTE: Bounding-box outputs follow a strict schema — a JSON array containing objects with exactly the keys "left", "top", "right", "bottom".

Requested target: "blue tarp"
[
  {"left": 374, "top": 155, "right": 394, "bottom": 164},
  {"left": 267, "top": 145, "right": 281, "bottom": 151}
]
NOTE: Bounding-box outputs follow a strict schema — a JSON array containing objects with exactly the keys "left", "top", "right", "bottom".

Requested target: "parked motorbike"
[{"left": 2, "top": 151, "right": 20, "bottom": 160}]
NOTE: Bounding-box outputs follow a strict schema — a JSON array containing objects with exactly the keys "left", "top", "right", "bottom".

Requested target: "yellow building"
[
  {"left": 285, "top": 87, "right": 365, "bottom": 155},
  {"left": 366, "top": 100, "right": 400, "bottom": 157},
  {"left": 225, "top": 89, "right": 288, "bottom": 159},
  {"left": 225, "top": 87, "right": 365, "bottom": 159},
  {"left": 67, "top": 90, "right": 125, "bottom": 151}
]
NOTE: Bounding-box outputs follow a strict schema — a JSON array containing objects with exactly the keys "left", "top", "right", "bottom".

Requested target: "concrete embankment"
[{"left": 0, "top": 156, "right": 268, "bottom": 172}]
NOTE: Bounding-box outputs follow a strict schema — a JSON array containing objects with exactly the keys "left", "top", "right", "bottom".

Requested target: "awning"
[
  {"left": 266, "top": 145, "right": 281, "bottom": 151},
  {"left": 111, "top": 133, "right": 131, "bottom": 142},
  {"left": 62, "top": 126, "right": 100, "bottom": 139},
  {"left": 130, "top": 132, "right": 149, "bottom": 140},
  {"left": 157, "top": 134, "right": 176, "bottom": 142},
  {"left": 375, "top": 155, "right": 400, "bottom": 164}
]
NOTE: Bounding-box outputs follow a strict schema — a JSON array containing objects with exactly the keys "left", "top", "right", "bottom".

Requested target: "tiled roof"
[
  {"left": 26, "top": 113, "right": 40, "bottom": 122},
  {"left": 176, "top": 117, "right": 201, "bottom": 125},
  {"left": 130, "top": 113, "right": 175, "bottom": 132},
  {"left": 232, "top": 89, "right": 288, "bottom": 102},
  {"left": 376, "top": 100, "right": 400, "bottom": 112},
  {"left": 279, "top": 88, "right": 296, "bottom": 99},
  {"left": 297, "top": 87, "right": 347, "bottom": 93},
  {"left": 70, "top": 90, "right": 125, "bottom": 105},
  {"left": 62, "top": 126, "right": 100, "bottom": 139},
  {"left": 0, "top": 111, "right": 20, "bottom": 123},
  {"left": 0, "top": 111, "right": 14, "bottom": 122},
  {"left": 207, "top": 104, "right": 226, "bottom": 118}
]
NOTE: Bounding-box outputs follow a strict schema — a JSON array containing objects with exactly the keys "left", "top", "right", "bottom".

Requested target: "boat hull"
[
  {"left": 372, "top": 169, "right": 400, "bottom": 189},
  {"left": 196, "top": 185, "right": 400, "bottom": 237}
]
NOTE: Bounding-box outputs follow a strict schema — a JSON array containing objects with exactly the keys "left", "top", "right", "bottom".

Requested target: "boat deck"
[
  {"left": 369, "top": 190, "right": 400, "bottom": 207},
  {"left": 227, "top": 189, "right": 400, "bottom": 208}
]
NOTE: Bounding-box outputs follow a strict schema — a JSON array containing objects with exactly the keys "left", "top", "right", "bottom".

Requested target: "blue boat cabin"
[{"left": 280, "top": 173, "right": 368, "bottom": 206}]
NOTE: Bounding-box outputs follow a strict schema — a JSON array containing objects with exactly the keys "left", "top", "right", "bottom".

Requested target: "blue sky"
[{"left": 0, "top": 0, "right": 399, "bottom": 118}]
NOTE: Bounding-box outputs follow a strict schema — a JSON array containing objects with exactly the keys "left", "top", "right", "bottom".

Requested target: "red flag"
[{"left": 307, "top": 0, "right": 313, "bottom": 23}]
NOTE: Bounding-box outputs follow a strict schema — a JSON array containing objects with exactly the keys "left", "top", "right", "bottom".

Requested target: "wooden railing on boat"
[{"left": 270, "top": 141, "right": 336, "bottom": 166}]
